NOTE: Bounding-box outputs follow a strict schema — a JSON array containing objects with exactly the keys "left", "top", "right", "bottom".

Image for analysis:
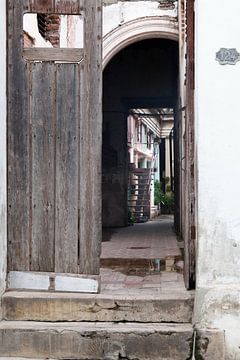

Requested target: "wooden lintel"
[
  {"left": 7, "top": 271, "right": 100, "bottom": 293},
  {"left": 23, "top": 0, "right": 84, "bottom": 15},
  {"left": 23, "top": 48, "right": 84, "bottom": 63}
]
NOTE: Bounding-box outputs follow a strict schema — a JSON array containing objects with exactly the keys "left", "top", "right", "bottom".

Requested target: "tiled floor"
[
  {"left": 101, "top": 216, "right": 181, "bottom": 260},
  {"left": 101, "top": 216, "right": 186, "bottom": 295},
  {"left": 100, "top": 267, "right": 187, "bottom": 295}
]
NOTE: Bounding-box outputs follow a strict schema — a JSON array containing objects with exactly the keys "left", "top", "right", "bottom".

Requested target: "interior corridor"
[{"left": 101, "top": 39, "right": 189, "bottom": 294}]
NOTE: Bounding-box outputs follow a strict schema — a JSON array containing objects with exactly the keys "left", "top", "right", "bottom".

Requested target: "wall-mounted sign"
[{"left": 216, "top": 48, "right": 240, "bottom": 65}]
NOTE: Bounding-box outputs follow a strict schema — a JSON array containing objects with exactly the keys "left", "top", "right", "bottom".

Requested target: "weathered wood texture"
[
  {"left": 55, "top": 64, "right": 80, "bottom": 274},
  {"left": 79, "top": 0, "right": 102, "bottom": 274},
  {"left": 30, "top": 62, "right": 55, "bottom": 272},
  {"left": 8, "top": 1, "right": 30, "bottom": 271},
  {"left": 23, "top": 0, "right": 85, "bottom": 14},
  {"left": 184, "top": 0, "right": 195, "bottom": 290},
  {"left": 23, "top": 48, "right": 84, "bottom": 62},
  {"left": 8, "top": 0, "right": 102, "bottom": 276}
]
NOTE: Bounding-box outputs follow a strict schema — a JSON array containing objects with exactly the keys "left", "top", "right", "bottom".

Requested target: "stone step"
[
  {"left": 0, "top": 321, "right": 193, "bottom": 360},
  {"left": 2, "top": 290, "right": 194, "bottom": 323}
]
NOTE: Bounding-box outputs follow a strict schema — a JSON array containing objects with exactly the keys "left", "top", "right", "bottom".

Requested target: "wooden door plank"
[
  {"left": 54, "top": 0, "right": 84, "bottom": 14},
  {"left": 55, "top": 64, "right": 80, "bottom": 273},
  {"left": 79, "top": 0, "right": 102, "bottom": 275},
  {"left": 8, "top": 1, "right": 31, "bottom": 270},
  {"left": 24, "top": 0, "right": 55, "bottom": 14},
  {"left": 24, "top": 0, "right": 84, "bottom": 14},
  {"left": 23, "top": 48, "right": 84, "bottom": 63},
  {"left": 30, "top": 62, "right": 56, "bottom": 272}
]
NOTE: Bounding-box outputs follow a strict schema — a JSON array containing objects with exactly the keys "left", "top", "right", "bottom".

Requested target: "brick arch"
[{"left": 103, "top": 16, "right": 179, "bottom": 69}]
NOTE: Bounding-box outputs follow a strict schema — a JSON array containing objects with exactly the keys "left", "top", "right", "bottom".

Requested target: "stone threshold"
[{"left": 2, "top": 290, "right": 194, "bottom": 323}]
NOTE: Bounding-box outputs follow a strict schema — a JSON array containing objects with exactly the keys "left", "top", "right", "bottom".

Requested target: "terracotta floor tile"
[{"left": 100, "top": 216, "right": 187, "bottom": 295}]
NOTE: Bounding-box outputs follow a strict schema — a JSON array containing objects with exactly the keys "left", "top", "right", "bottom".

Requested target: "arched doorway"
[
  {"left": 103, "top": 17, "right": 179, "bottom": 69},
  {"left": 102, "top": 38, "right": 179, "bottom": 225},
  {"left": 101, "top": 11, "right": 196, "bottom": 291},
  {"left": 101, "top": 37, "right": 185, "bottom": 291}
]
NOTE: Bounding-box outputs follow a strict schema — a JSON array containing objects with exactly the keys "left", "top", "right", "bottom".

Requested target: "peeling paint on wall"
[
  {"left": 195, "top": 0, "right": 240, "bottom": 357},
  {"left": 103, "top": 1, "right": 178, "bottom": 36}
]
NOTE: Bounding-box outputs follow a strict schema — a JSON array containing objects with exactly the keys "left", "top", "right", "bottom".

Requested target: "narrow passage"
[{"left": 101, "top": 216, "right": 186, "bottom": 295}]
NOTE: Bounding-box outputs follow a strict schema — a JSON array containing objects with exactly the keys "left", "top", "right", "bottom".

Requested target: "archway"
[
  {"left": 101, "top": 37, "right": 184, "bottom": 291},
  {"left": 103, "top": 17, "right": 179, "bottom": 69},
  {"left": 102, "top": 38, "right": 179, "bottom": 225},
  {"left": 101, "top": 12, "right": 196, "bottom": 290}
]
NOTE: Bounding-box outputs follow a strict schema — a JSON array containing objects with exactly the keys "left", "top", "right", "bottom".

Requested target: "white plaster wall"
[
  {"left": 0, "top": 0, "right": 7, "bottom": 299},
  {"left": 24, "top": 14, "right": 84, "bottom": 48},
  {"left": 60, "top": 15, "right": 84, "bottom": 48},
  {"left": 195, "top": 0, "right": 240, "bottom": 357},
  {"left": 103, "top": 1, "right": 177, "bottom": 36},
  {"left": 24, "top": 14, "right": 52, "bottom": 47},
  {"left": 196, "top": 0, "right": 240, "bottom": 288}
]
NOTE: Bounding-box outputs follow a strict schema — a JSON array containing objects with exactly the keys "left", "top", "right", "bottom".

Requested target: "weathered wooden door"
[{"left": 7, "top": 1, "right": 102, "bottom": 292}]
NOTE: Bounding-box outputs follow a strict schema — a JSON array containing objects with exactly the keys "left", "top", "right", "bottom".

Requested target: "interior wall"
[
  {"left": 103, "top": 39, "right": 178, "bottom": 227},
  {"left": 0, "top": 0, "right": 7, "bottom": 299}
]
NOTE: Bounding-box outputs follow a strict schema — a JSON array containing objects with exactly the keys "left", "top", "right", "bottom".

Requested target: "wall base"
[{"left": 194, "top": 287, "right": 240, "bottom": 359}]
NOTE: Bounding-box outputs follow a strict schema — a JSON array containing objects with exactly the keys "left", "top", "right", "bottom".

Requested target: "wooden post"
[{"left": 184, "top": 0, "right": 196, "bottom": 290}]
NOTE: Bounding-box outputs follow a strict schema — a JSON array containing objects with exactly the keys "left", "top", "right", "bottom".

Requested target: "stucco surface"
[
  {"left": 195, "top": 0, "right": 240, "bottom": 358},
  {"left": 196, "top": 0, "right": 240, "bottom": 287},
  {"left": 103, "top": 1, "right": 177, "bottom": 36}
]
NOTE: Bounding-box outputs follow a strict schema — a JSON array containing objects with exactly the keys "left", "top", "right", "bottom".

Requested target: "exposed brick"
[
  {"left": 37, "top": 14, "right": 61, "bottom": 47},
  {"left": 23, "top": 31, "right": 35, "bottom": 48}
]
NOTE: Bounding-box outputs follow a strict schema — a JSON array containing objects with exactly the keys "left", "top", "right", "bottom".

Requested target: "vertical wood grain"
[
  {"left": 8, "top": 1, "right": 30, "bottom": 270},
  {"left": 55, "top": 63, "right": 79, "bottom": 273},
  {"left": 8, "top": 0, "right": 103, "bottom": 277},
  {"left": 30, "top": 62, "right": 56, "bottom": 272},
  {"left": 79, "top": 0, "right": 102, "bottom": 274}
]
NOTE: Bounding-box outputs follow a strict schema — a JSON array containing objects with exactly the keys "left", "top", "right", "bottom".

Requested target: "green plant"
[
  {"left": 166, "top": 184, "right": 172, "bottom": 193},
  {"left": 161, "top": 192, "right": 175, "bottom": 214},
  {"left": 154, "top": 180, "right": 165, "bottom": 205},
  {"left": 162, "top": 192, "right": 174, "bottom": 206},
  {"left": 154, "top": 180, "right": 175, "bottom": 214},
  {"left": 128, "top": 209, "right": 136, "bottom": 224}
]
